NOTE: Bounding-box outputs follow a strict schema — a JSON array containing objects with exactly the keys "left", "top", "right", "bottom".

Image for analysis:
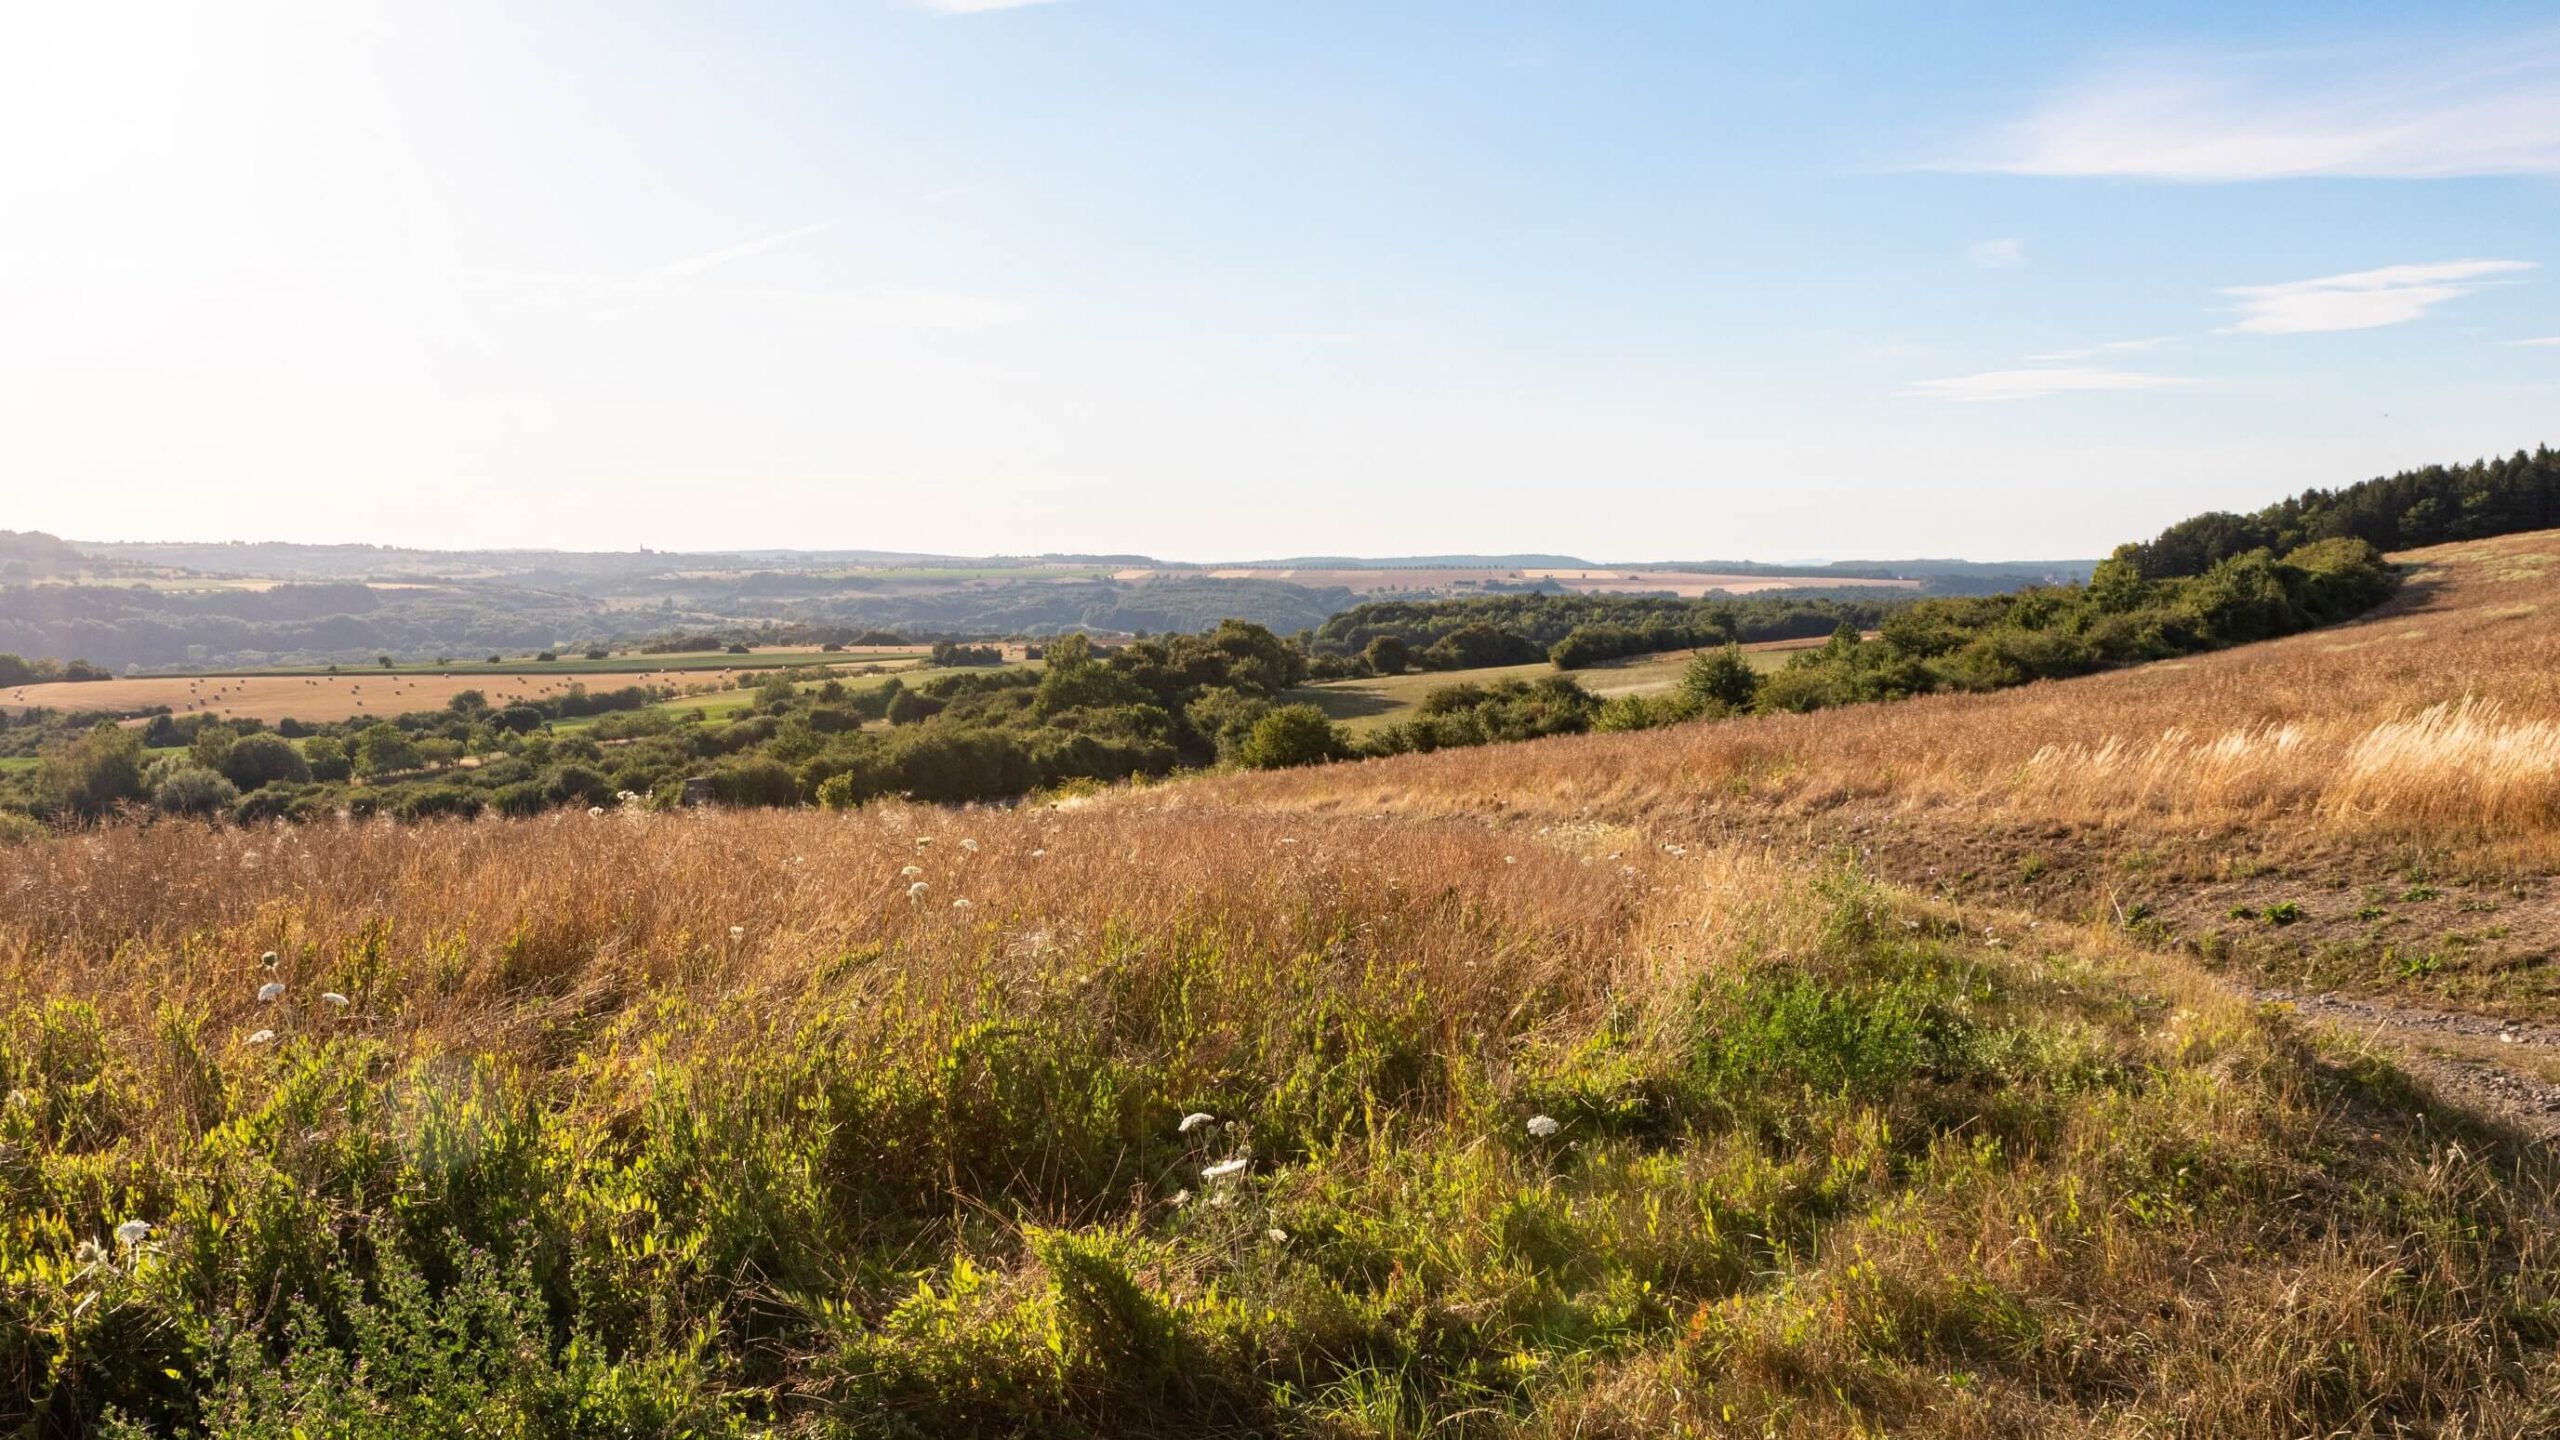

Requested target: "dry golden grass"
[
  {"left": 1152, "top": 532, "right": 2560, "bottom": 858},
  {"left": 12, "top": 807, "right": 2560, "bottom": 1435},
  {"left": 8, "top": 670, "right": 662, "bottom": 724},
  {"left": 0, "top": 804, "right": 1697, "bottom": 1064}
]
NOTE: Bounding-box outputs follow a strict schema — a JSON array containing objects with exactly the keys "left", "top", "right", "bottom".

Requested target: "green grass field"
[
  {"left": 0, "top": 744, "right": 190, "bottom": 776},
  {"left": 1289, "top": 639, "right": 1820, "bottom": 732}
]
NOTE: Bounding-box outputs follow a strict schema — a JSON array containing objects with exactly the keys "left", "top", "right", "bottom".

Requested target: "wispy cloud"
[
  {"left": 1903, "top": 367, "right": 2193, "bottom": 402},
  {"left": 1940, "top": 33, "right": 2560, "bottom": 180},
  {"left": 466, "top": 270, "right": 1023, "bottom": 330},
  {"left": 911, "top": 0, "right": 1065, "bottom": 12},
  {"left": 653, "top": 221, "right": 835, "bottom": 282},
  {"left": 2222, "top": 259, "right": 2533, "bottom": 334},
  {"left": 2511, "top": 336, "right": 2560, "bottom": 348},
  {"left": 2024, "top": 336, "right": 2173, "bottom": 363},
  {"left": 1966, "top": 237, "right": 2025, "bottom": 269}
]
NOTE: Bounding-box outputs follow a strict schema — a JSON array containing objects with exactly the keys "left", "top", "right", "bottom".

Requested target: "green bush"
[
  {"left": 152, "top": 765, "right": 238, "bottom": 817},
  {"left": 219, "top": 732, "right": 311, "bottom": 791},
  {"left": 1237, "top": 705, "right": 1348, "bottom": 770}
]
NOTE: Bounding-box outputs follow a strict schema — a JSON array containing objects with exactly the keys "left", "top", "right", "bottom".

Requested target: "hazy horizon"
[{"left": 50, "top": 531, "right": 2100, "bottom": 569}]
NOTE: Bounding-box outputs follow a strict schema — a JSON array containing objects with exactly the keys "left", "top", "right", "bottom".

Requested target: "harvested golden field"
[{"left": 3, "top": 662, "right": 882, "bottom": 725}]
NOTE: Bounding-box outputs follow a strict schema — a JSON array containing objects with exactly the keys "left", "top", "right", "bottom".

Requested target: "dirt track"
[{"left": 2260, "top": 986, "right": 2560, "bottom": 1142}]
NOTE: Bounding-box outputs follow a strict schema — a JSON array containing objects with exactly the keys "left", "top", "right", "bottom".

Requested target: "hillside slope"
[
  {"left": 1157, "top": 531, "right": 2560, "bottom": 1017},
  {"left": 6, "top": 536, "right": 2560, "bottom": 1436},
  {"left": 1161, "top": 530, "right": 2558, "bottom": 850}
]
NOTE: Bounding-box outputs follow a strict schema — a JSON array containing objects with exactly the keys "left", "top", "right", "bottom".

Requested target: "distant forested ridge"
[
  {"left": 0, "top": 583, "right": 600, "bottom": 672},
  {"left": 740, "top": 578, "right": 1359, "bottom": 640},
  {"left": 2121, "top": 446, "right": 2560, "bottom": 579}
]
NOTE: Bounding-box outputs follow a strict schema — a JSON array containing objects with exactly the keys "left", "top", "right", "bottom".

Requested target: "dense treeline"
[
  {"left": 1382, "top": 537, "right": 2400, "bottom": 744},
  {"left": 1724, "top": 536, "right": 2395, "bottom": 717},
  {"left": 2121, "top": 446, "right": 2560, "bottom": 579},
  {"left": 0, "top": 653, "right": 110, "bottom": 687},
  {"left": 1313, "top": 593, "right": 1903, "bottom": 671}
]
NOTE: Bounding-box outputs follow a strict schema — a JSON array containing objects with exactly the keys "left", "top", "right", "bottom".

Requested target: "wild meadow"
[{"left": 8, "top": 801, "right": 2560, "bottom": 1435}]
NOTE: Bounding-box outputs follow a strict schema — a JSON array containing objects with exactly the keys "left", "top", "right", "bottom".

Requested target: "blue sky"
[{"left": 3, "top": 1, "right": 2556, "bottom": 561}]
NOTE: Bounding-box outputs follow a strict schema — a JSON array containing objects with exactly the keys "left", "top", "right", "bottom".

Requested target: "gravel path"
[{"left": 2258, "top": 987, "right": 2560, "bottom": 1141}]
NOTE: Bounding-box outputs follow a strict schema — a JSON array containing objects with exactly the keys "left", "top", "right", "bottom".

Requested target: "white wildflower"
[
  {"left": 729, "top": 925, "right": 746, "bottom": 939},
  {"left": 1169, "top": 1188, "right": 1191, "bottom": 1207},
  {"left": 1503, "top": 855, "right": 1516, "bottom": 865},
  {"left": 115, "top": 1219, "right": 151, "bottom": 1248},
  {"left": 1526, "top": 1115, "right": 1561, "bottom": 1139},
  {"left": 1202, "top": 1156, "right": 1251, "bottom": 1182},
  {"left": 1030, "top": 849, "right": 1046, "bottom": 858},
  {"left": 1177, "top": 1112, "right": 1216, "bottom": 1134},
  {"left": 959, "top": 838, "right": 978, "bottom": 852},
  {"left": 907, "top": 881, "right": 930, "bottom": 902},
  {"left": 320, "top": 992, "right": 349, "bottom": 1009},
  {"left": 260, "top": 950, "right": 279, "bottom": 968},
  {"left": 951, "top": 898, "right": 972, "bottom": 909},
  {"left": 900, "top": 865, "right": 923, "bottom": 877},
  {"left": 247, "top": 1029, "right": 277, "bottom": 1046},
  {"left": 1265, "top": 1227, "right": 1289, "bottom": 1244},
  {"left": 257, "top": 981, "right": 284, "bottom": 1003}
]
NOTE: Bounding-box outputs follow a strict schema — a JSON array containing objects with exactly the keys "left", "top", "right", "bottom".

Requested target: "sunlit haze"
[{"left": 5, "top": 1, "right": 2556, "bottom": 560}]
